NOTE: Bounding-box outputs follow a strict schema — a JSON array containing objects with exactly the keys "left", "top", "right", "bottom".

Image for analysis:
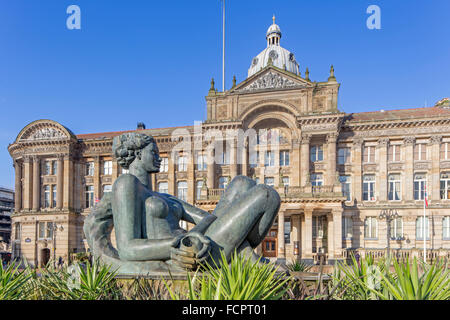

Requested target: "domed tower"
[{"left": 248, "top": 16, "right": 300, "bottom": 78}]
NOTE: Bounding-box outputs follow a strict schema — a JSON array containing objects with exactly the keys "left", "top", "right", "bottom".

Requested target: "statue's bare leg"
[{"left": 204, "top": 177, "right": 281, "bottom": 263}]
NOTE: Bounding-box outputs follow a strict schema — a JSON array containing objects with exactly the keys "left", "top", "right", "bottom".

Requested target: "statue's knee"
[{"left": 230, "top": 175, "right": 256, "bottom": 191}]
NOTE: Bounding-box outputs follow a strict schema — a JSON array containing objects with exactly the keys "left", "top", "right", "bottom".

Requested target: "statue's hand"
[{"left": 170, "top": 232, "right": 211, "bottom": 270}]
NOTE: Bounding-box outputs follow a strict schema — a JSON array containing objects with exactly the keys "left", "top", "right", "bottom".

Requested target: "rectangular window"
[
  {"left": 103, "top": 161, "right": 112, "bottom": 175},
  {"left": 311, "top": 173, "right": 323, "bottom": 187},
  {"left": 414, "top": 173, "right": 427, "bottom": 200},
  {"left": 414, "top": 144, "right": 427, "bottom": 161},
  {"left": 440, "top": 173, "right": 450, "bottom": 200},
  {"left": 43, "top": 185, "right": 50, "bottom": 208},
  {"left": 339, "top": 175, "right": 351, "bottom": 201},
  {"left": 440, "top": 143, "right": 449, "bottom": 160},
  {"left": 158, "top": 157, "right": 168, "bottom": 172},
  {"left": 52, "top": 161, "right": 57, "bottom": 175},
  {"left": 264, "top": 151, "right": 275, "bottom": 167},
  {"left": 85, "top": 186, "right": 94, "bottom": 208},
  {"left": 388, "top": 145, "right": 401, "bottom": 162},
  {"left": 264, "top": 177, "right": 274, "bottom": 187},
  {"left": 86, "top": 162, "right": 94, "bottom": 176},
  {"left": 388, "top": 174, "right": 401, "bottom": 201},
  {"left": 443, "top": 217, "right": 450, "bottom": 240},
  {"left": 14, "top": 223, "right": 21, "bottom": 240},
  {"left": 342, "top": 217, "right": 353, "bottom": 239},
  {"left": 284, "top": 217, "right": 291, "bottom": 244},
  {"left": 249, "top": 151, "right": 259, "bottom": 168},
  {"left": 282, "top": 177, "right": 290, "bottom": 194},
  {"left": 45, "top": 161, "right": 52, "bottom": 176},
  {"left": 39, "top": 222, "right": 45, "bottom": 239},
  {"left": 177, "top": 156, "right": 187, "bottom": 172},
  {"left": 364, "top": 217, "right": 378, "bottom": 239},
  {"left": 177, "top": 181, "right": 188, "bottom": 202},
  {"left": 222, "top": 149, "right": 230, "bottom": 165},
  {"left": 51, "top": 185, "right": 57, "bottom": 208},
  {"left": 363, "top": 146, "right": 375, "bottom": 163},
  {"left": 280, "top": 151, "right": 290, "bottom": 167},
  {"left": 219, "top": 177, "right": 229, "bottom": 189},
  {"left": 196, "top": 154, "right": 207, "bottom": 171},
  {"left": 103, "top": 185, "right": 112, "bottom": 195},
  {"left": 416, "top": 217, "right": 430, "bottom": 240},
  {"left": 310, "top": 145, "right": 323, "bottom": 162},
  {"left": 158, "top": 182, "right": 168, "bottom": 194},
  {"left": 363, "top": 175, "right": 376, "bottom": 201},
  {"left": 338, "top": 148, "right": 351, "bottom": 165},
  {"left": 196, "top": 180, "right": 204, "bottom": 200},
  {"left": 390, "top": 217, "right": 403, "bottom": 239},
  {"left": 39, "top": 222, "right": 53, "bottom": 240},
  {"left": 312, "top": 216, "right": 326, "bottom": 238}
]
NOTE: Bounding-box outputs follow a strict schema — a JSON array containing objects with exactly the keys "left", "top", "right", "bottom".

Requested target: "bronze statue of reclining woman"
[{"left": 83, "top": 132, "right": 281, "bottom": 275}]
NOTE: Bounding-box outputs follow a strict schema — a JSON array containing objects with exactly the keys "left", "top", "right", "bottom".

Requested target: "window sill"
[{"left": 364, "top": 238, "right": 378, "bottom": 241}]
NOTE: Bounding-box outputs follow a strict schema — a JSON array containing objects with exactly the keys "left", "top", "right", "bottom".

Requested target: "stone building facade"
[
  {"left": 0, "top": 187, "right": 14, "bottom": 247},
  {"left": 8, "top": 19, "right": 450, "bottom": 266}
]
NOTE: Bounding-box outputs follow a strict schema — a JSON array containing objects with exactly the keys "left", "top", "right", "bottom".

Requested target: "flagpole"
[
  {"left": 424, "top": 183, "right": 427, "bottom": 263},
  {"left": 222, "top": 0, "right": 226, "bottom": 92}
]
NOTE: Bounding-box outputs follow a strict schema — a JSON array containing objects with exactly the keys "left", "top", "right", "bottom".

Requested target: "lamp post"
[
  {"left": 379, "top": 209, "right": 399, "bottom": 259},
  {"left": 52, "top": 223, "right": 64, "bottom": 268}
]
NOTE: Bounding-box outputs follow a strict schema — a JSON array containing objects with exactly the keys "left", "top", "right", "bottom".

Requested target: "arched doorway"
[{"left": 40, "top": 248, "right": 50, "bottom": 267}]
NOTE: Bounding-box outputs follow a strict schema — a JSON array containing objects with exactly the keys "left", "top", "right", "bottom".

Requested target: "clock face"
[
  {"left": 269, "top": 50, "right": 278, "bottom": 60},
  {"left": 252, "top": 58, "right": 259, "bottom": 66},
  {"left": 289, "top": 53, "right": 295, "bottom": 62}
]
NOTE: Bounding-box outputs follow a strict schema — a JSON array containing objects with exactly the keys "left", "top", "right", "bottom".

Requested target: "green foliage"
[
  {"left": 330, "top": 254, "right": 390, "bottom": 300},
  {"left": 369, "top": 257, "right": 450, "bottom": 300},
  {"left": 0, "top": 261, "right": 31, "bottom": 300},
  {"left": 165, "top": 250, "right": 290, "bottom": 300},
  {"left": 31, "top": 259, "right": 120, "bottom": 300},
  {"left": 286, "top": 259, "right": 312, "bottom": 272}
]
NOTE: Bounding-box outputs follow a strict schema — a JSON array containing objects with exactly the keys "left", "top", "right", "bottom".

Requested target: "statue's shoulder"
[{"left": 113, "top": 174, "right": 140, "bottom": 192}]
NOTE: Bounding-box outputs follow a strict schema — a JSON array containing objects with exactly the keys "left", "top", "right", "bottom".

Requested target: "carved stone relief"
[{"left": 238, "top": 72, "right": 304, "bottom": 93}]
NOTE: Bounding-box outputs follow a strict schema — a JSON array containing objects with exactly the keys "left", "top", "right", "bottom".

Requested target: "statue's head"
[{"left": 113, "top": 133, "right": 161, "bottom": 173}]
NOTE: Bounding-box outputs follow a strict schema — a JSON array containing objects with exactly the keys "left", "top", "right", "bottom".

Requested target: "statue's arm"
[
  {"left": 165, "top": 194, "right": 212, "bottom": 225},
  {"left": 112, "top": 176, "right": 174, "bottom": 261}
]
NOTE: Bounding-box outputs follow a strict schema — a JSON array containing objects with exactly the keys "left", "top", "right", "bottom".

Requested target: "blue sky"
[{"left": 0, "top": 0, "right": 449, "bottom": 188}]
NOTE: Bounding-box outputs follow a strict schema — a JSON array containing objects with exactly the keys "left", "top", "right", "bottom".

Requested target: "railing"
[
  {"left": 207, "top": 189, "right": 225, "bottom": 200},
  {"left": 341, "top": 248, "right": 450, "bottom": 263}
]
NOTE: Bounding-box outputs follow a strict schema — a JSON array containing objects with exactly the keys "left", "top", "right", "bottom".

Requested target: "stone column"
[
  {"left": 63, "top": 154, "right": 73, "bottom": 210},
  {"left": 352, "top": 138, "right": 363, "bottom": 203},
  {"left": 291, "top": 214, "right": 301, "bottom": 258},
  {"left": 206, "top": 144, "right": 215, "bottom": 189},
  {"left": 377, "top": 138, "right": 389, "bottom": 202},
  {"left": 404, "top": 137, "right": 415, "bottom": 201},
  {"left": 23, "top": 156, "right": 32, "bottom": 210},
  {"left": 303, "top": 208, "right": 313, "bottom": 260},
  {"left": 241, "top": 140, "right": 248, "bottom": 177},
  {"left": 291, "top": 139, "right": 301, "bottom": 187},
  {"left": 93, "top": 156, "right": 101, "bottom": 202},
  {"left": 187, "top": 149, "right": 195, "bottom": 203},
  {"left": 277, "top": 211, "right": 285, "bottom": 259},
  {"left": 230, "top": 139, "right": 238, "bottom": 178},
  {"left": 300, "top": 134, "right": 311, "bottom": 187},
  {"left": 14, "top": 159, "right": 22, "bottom": 212},
  {"left": 326, "top": 132, "right": 338, "bottom": 186},
  {"left": 332, "top": 208, "right": 343, "bottom": 258},
  {"left": 168, "top": 152, "right": 176, "bottom": 195},
  {"left": 327, "top": 213, "right": 335, "bottom": 259},
  {"left": 430, "top": 135, "right": 442, "bottom": 202},
  {"left": 56, "top": 155, "right": 64, "bottom": 210},
  {"left": 32, "top": 156, "right": 40, "bottom": 211}
]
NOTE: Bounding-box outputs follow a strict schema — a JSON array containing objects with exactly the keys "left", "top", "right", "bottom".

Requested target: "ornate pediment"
[
  {"left": 16, "top": 120, "right": 75, "bottom": 143},
  {"left": 235, "top": 69, "right": 308, "bottom": 93}
]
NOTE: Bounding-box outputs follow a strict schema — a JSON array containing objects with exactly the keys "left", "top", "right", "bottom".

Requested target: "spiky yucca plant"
[
  {"left": 165, "top": 250, "right": 290, "bottom": 300},
  {"left": 369, "top": 257, "right": 450, "bottom": 300},
  {"left": 0, "top": 261, "right": 31, "bottom": 300}
]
